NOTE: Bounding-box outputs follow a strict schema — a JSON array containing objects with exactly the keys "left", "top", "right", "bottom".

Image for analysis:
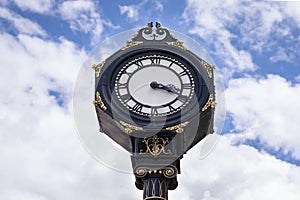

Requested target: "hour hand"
[{"left": 150, "top": 81, "right": 180, "bottom": 94}]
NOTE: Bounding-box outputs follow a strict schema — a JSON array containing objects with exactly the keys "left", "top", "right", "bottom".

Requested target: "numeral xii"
[{"left": 150, "top": 57, "right": 161, "bottom": 64}]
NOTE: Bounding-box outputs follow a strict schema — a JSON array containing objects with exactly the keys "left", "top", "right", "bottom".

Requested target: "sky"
[{"left": 1, "top": 0, "right": 300, "bottom": 199}]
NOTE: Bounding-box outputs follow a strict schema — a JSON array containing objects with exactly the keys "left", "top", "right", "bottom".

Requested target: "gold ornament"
[{"left": 93, "top": 91, "right": 107, "bottom": 110}]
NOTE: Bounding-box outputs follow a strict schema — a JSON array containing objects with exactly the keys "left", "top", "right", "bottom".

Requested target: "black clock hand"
[{"left": 150, "top": 81, "right": 180, "bottom": 94}]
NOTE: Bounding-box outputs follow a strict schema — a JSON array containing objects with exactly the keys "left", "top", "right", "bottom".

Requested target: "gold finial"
[{"left": 147, "top": 21, "right": 153, "bottom": 27}]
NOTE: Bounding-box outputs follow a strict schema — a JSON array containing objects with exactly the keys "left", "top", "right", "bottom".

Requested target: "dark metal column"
[{"left": 134, "top": 164, "right": 178, "bottom": 200}]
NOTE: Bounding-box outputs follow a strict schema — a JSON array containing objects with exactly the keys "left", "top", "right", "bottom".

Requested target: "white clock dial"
[{"left": 115, "top": 55, "right": 195, "bottom": 116}]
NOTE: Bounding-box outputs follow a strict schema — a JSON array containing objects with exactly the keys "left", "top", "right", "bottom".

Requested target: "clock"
[
  {"left": 93, "top": 23, "right": 215, "bottom": 152},
  {"left": 92, "top": 23, "right": 216, "bottom": 198}
]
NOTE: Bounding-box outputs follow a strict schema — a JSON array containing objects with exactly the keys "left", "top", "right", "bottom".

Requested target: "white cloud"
[
  {"left": 119, "top": 5, "right": 139, "bottom": 22},
  {"left": 282, "top": 2, "right": 300, "bottom": 26},
  {"left": 12, "top": 0, "right": 54, "bottom": 14},
  {"left": 226, "top": 75, "right": 300, "bottom": 159},
  {"left": 0, "top": 0, "right": 113, "bottom": 45},
  {"left": 118, "top": 0, "right": 164, "bottom": 23},
  {"left": 270, "top": 47, "right": 294, "bottom": 62},
  {"left": 182, "top": 0, "right": 300, "bottom": 77},
  {"left": 58, "top": 0, "right": 105, "bottom": 44},
  {"left": 0, "top": 7, "right": 47, "bottom": 37},
  {"left": 295, "top": 75, "right": 300, "bottom": 82},
  {"left": 154, "top": 1, "right": 163, "bottom": 12},
  {"left": 0, "top": 32, "right": 142, "bottom": 199},
  {"left": 182, "top": 0, "right": 258, "bottom": 76},
  {"left": 170, "top": 135, "right": 300, "bottom": 200}
]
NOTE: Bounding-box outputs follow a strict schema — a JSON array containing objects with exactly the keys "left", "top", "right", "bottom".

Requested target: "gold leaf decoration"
[
  {"left": 202, "top": 94, "right": 217, "bottom": 111},
  {"left": 92, "top": 60, "right": 105, "bottom": 78},
  {"left": 120, "top": 121, "right": 143, "bottom": 134},
  {"left": 165, "top": 121, "right": 189, "bottom": 133},
  {"left": 140, "top": 136, "right": 171, "bottom": 157},
  {"left": 167, "top": 40, "right": 187, "bottom": 50},
  {"left": 121, "top": 40, "right": 143, "bottom": 50},
  {"left": 93, "top": 91, "right": 107, "bottom": 110},
  {"left": 200, "top": 59, "right": 215, "bottom": 79}
]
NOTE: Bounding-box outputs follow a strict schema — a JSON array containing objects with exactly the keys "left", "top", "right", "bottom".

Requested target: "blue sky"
[{"left": 1, "top": 0, "right": 300, "bottom": 199}]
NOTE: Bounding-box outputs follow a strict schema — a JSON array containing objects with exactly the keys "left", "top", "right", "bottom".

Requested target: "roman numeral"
[
  {"left": 178, "top": 71, "right": 187, "bottom": 77},
  {"left": 150, "top": 57, "right": 161, "bottom": 65},
  {"left": 151, "top": 107, "right": 158, "bottom": 115},
  {"left": 132, "top": 103, "right": 143, "bottom": 112},
  {"left": 182, "top": 83, "right": 192, "bottom": 89},
  {"left": 120, "top": 94, "right": 131, "bottom": 103},
  {"left": 134, "top": 60, "right": 144, "bottom": 68},
  {"left": 118, "top": 82, "right": 128, "bottom": 89},
  {"left": 123, "top": 71, "right": 132, "bottom": 76},
  {"left": 177, "top": 95, "right": 189, "bottom": 102},
  {"left": 168, "top": 105, "right": 175, "bottom": 111}
]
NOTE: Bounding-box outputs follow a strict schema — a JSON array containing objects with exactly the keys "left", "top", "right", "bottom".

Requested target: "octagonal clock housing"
[{"left": 93, "top": 24, "right": 216, "bottom": 154}]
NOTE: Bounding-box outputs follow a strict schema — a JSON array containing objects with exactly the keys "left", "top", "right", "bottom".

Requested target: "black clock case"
[{"left": 95, "top": 40, "right": 215, "bottom": 153}]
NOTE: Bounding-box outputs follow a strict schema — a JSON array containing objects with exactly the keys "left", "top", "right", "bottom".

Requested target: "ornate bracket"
[
  {"left": 120, "top": 121, "right": 143, "bottom": 134},
  {"left": 202, "top": 94, "right": 217, "bottom": 111},
  {"left": 121, "top": 21, "right": 188, "bottom": 52},
  {"left": 92, "top": 60, "right": 105, "bottom": 78},
  {"left": 165, "top": 121, "right": 189, "bottom": 133},
  {"left": 93, "top": 91, "right": 107, "bottom": 110},
  {"left": 140, "top": 136, "right": 171, "bottom": 157},
  {"left": 140, "top": 21, "right": 167, "bottom": 41}
]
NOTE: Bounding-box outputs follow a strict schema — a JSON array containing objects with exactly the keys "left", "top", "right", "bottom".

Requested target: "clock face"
[{"left": 114, "top": 54, "right": 195, "bottom": 116}]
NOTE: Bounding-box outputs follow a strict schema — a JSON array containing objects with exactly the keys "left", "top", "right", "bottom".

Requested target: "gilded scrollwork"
[
  {"left": 92, "top": 60, "right": 105, "bottom": 78},
  {"left": 93, "top": 91, "right": 107, "bottom": 110},
  {"left": 121, "top": 40, "right": 143, "bottom": 50},
  {"left": 141, "top": 21, "right": 167, "bottom": 41},
  {"left": 165, "top": 121, "right": 189, "bottom": 133},
  {"left": 200, "top": 59, "right": 215, "bottom": 79},
  {"left": 166, "top": 40, "right": 188, "bottom": 51},
  {"left": 140, "top": 136, "right": 171, "bottom": 157},
  {"left": 202, "top": 94, "right": 217, "bottom": 111},
  {"left": 120, "top": 121, "right": 143, "bottom": 134},
  {"left": 163, "top": 166, "right": 177, "bottom": 179},
  {"left": 135, "top": 167, "right": 148, "bottom": 178}
]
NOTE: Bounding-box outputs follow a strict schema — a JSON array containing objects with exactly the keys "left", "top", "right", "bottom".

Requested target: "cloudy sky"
[{"left": 1, "top": 0, "right": 300, "bottom": 199}]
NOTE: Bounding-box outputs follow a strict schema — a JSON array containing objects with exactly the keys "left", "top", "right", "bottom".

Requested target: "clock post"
[{"left": 93, "top": 22, "right": 216, "bottom": 200}]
